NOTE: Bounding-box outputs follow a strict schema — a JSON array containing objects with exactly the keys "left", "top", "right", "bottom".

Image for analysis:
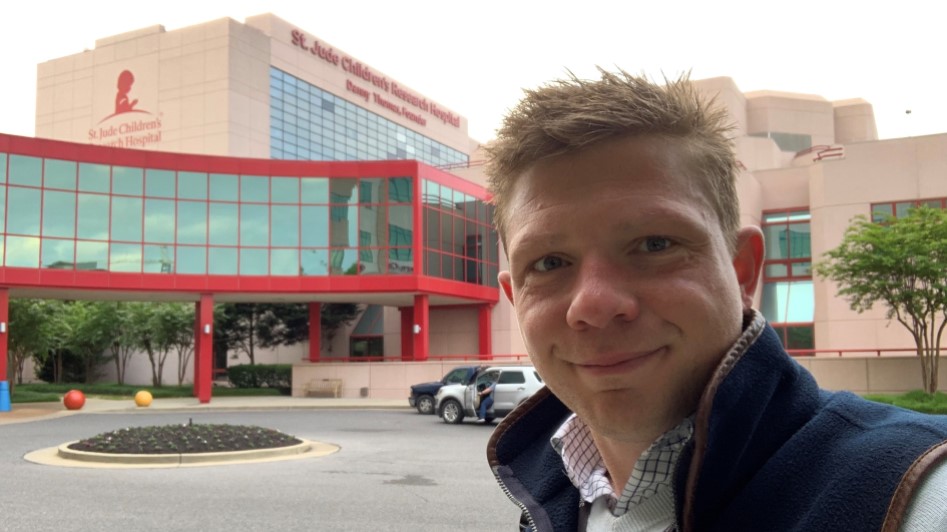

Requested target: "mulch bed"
[{"left": 66, "top": 423, "right": 302, "bottom": 454}]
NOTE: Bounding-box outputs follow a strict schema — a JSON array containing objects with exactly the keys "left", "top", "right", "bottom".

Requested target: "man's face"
[{"left": 498, "top": 136, "right": 762, "bottom": 445}]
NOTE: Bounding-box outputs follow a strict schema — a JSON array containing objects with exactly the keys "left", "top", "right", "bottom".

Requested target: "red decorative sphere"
[{"left": 63, "top": 389, "right": 86, "bottom": 410}]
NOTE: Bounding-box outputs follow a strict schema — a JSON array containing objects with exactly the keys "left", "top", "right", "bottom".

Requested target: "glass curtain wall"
[
  {"left": 269, "top": 68, "right": 468, "bottom": 168},
  {"left": 0, "top": 152, "right": 497, "bottom": 289},
  {"left": 421, "top": 179, "right": 499, "bottom": 288}
]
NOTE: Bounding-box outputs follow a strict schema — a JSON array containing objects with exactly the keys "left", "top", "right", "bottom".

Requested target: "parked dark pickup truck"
[{"left": 408, "top": 365, "right": 483, "bottom": 414}]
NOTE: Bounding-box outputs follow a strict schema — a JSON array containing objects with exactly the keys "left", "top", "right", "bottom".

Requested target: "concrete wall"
[
  {"left": 809, "top": 133, "right": 947, "bottom": 351},
  {"left": 292, "top": 358, "right": 531, "bottom": 400},
  {"left": 36, "top": 13, "right": 471, "bottom": 158},
  {"left": 796, "top": 355, "right": 947, "bottom": 395},
  {"left": 36, "top": 18, "right": 272, "bottom": 158},
  {"left": 833, "top": 99, "right": 878, "bottom": 144},
  {"left": 292, "top": 354, "right": 941, "bottom": 400},
  {"left": 745, "top": 90, "right": 836, "bottom": 148}
]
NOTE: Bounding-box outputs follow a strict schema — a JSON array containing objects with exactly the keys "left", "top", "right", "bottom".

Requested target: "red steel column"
[
  {"left": 193, "top": 301, "right": 202, "bottom": 397},
  {"left": 412, "top": 295, "right": 429, "bottom": 361},
  {"left": 400, "top": 306, "right": 414, "bottom": 360},
  {"left": 195, "top": 294, "right": 214, "bottom": 403},
  {"left": 308, "top": 302, "right": 322, "bottom": 362},
  {"left": 478, "top": 304, "right": 492, "bottom": 361},
  {"left": 0, "top": 288, "right": 8, "bottom": 382}
]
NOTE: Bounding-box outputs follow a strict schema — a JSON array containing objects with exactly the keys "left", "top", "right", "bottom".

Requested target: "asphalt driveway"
[{"left": 0, "top": 408, "right": 520, "bottom": 531}]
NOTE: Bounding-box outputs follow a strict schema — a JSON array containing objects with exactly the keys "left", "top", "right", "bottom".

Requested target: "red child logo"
[
  {"left": 115, "top": 70, "right": 139, "bottom": 113},
  {"left": 98, "top": 69, "right": 151, "bottom": 123}
]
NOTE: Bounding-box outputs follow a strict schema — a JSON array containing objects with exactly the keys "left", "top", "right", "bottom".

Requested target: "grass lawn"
[
  {"left": 10, "top": 383, "right": 285, "bottom": 404},
  {"left": 863, "top": 390, "right": 947, "bottom": 415}
]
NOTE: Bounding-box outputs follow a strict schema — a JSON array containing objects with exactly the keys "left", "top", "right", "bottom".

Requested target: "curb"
[
  {"left": 1, "top": 400, "right": 412, "bottom": 425},
  {"left": 25, "top": 439, "right": 340, "bottom": 469},
  {"left": 57, "top": 439, "right": 314, "bottom": 465}
]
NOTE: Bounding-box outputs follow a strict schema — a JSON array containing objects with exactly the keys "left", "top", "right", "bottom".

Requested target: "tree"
[
  {"left": 167, "top": 303, "right": 196, "bottom": 385},
  {"left": 35, "top": 301, "right": 70, "bottom": 384},
  {"left": 815, "top": 206, "right": 947, "bottom": 394},
  {"left": 215, "top": 303, "right": 363, "bottom": 362},
  {"left": 318, "top": 303, "right": 362, "bottom": 351},
  {"left": 255, "top": 303, "right": 309, "bottom": 348},
  {"left": 149, "top": 303, "right": 189, "bottom": 386},
  {"left": 61, "top": 301, "right": 115, "bottom": 383},
  {"left": 8, "top": 299, "right": 63, "bottom": 390},
  {"left": 215, "top": 303, "right": 267, "bottom": 365},
  {"left": 99, "top": 302, "right": 139, "bottom": 385},
  {"left": 128, "top": 302, "right": 178, "bottom": 386}
]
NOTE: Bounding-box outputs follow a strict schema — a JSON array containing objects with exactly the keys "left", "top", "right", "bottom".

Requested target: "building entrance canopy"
[{"left": 0, "top": 133, "right": 500, "bottom": 400}]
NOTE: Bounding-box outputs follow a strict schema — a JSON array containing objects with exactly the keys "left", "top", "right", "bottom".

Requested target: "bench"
[{"left": 305, "top": 378, "right": 343, "bottom": 398}]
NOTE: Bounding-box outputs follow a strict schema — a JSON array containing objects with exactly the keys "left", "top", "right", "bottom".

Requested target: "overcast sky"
[{"left": 2, "top": 0, "right": 943, "bottom": 144}]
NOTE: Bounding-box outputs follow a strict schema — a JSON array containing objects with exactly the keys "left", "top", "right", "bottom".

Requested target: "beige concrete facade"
[
  {"left": 36, "top": 13, "right": 469, "bottom": 158},
  {"left": 33, "top": 13, "right": 947, "bottom": 394}
]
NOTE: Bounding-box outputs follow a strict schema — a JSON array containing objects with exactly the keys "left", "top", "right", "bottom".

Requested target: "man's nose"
[{"left": 565, "top": 259, "right": 639, "bottom": 329}]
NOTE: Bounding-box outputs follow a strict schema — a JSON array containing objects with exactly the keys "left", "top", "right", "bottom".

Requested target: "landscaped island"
[{"left": 67, "top": 423, "right": 302, "bottom": 454}]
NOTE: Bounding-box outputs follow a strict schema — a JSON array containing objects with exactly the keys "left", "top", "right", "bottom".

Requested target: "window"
[
  {"left": 271, "top": 206, "right": 299, "bottom": 247},
  {"left": 177, "top": 171, "right": 207, "bottom": 200},
  {"left": 389, "top": 177, "right": 412, "bottom": 203},
  {"left": 748, "top": 131, "right": 812, "bottom": 153},
  {"left": 175, "top": 201, "right": 205, "bottom": 245},
  {"left": 762, "top": 210, "right": 811, "bottom": 279},
  {"left": 208, "top": 247, "right": 238, "bottom": 275},
  {"left": 209, "top": 173, "right": 239, "bottom": 201},
  {"left": 8, "top": 155, "right": 42, "bottom": 186},
  {"left": 871, "top": 198, "right": 946, "bottom": 222},
  {"left": 772, "top": 325, "right": 815, "bottom": 351},
  {"left": 443, "top": 368, "right": 471, "bottom": 385},
  {"left": 112, "top": 166, "right": 143, "bottom": 196},
  {"left": 44, "top": 159, "right": 77, "bottom": 190},
  {"left": 419, "top": 180, "right": 498, "bottom": 287},
  {"left": 476, "top": 370, "right": 500, "bottom": 390},
  {"left": 271, "top": 177, "right": 298, "bottom": 204},
  {"left": 42, "top": 191, "right": 76, "bottom": 238},
  {"left": 498, "top": 371, "right": 526, "bottom": 385},
  {"left": 146, "top": 169, "right": 175, "bottom": 198},
  {"left": 8, "top": 188, "right": 41, "bottom": 235},
  {"left": 359, "top": 230, "right": 373, "bottom": 263},
  {"left": 761, "top": 209, "right": 813, "bottom": 350},
  {"left": 111, "top": 197, "right": 143, "bottom": 242},
  {"left": 269, "top": 68, "right": 468, "bottom": 168},
  {"left": 350, "top": 336, "right": 383, "bottom": 359},
  {"left": 241, "top": 175, "right": 269, "bottom": 202},
  {"left": 78, "top": 163, "right": 110, "bottom": 193},
  {"left": 389, "top": 225, "right": 412, "bottom": 263}
]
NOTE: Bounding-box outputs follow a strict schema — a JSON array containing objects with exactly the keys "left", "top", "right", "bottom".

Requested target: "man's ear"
[
  {"left": 498, "top": 271, "right": 514, "bottom": 306},
  {"left": 732, "top": 226, "right": 765, "bottom": 309}
]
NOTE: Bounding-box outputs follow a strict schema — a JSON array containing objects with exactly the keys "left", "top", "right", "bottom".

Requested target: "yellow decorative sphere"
[{"left": 134, "top": 390, "right": 153, "bottom": 407}]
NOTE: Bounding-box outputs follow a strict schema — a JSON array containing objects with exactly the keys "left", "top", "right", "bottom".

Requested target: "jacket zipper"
[{"left": 492, "top": 467, "right": 538, "bottom": 531}]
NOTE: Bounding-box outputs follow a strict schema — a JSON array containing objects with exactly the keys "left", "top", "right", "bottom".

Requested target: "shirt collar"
[{"left": 552, "top": 414, "right": 694, "bottom": 515}]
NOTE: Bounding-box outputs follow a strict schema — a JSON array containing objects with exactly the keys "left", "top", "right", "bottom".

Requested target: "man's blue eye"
[
  {"left": 533, "top": 256, "right": 565, "bottom": 272},
  {"left": 644, "top": 237, "right": 672, "bottom": 252}
]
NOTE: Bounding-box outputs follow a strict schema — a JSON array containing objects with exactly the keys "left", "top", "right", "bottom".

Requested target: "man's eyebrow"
[{"left": 508, "top": 232, "right": 562, "bottom": 257}]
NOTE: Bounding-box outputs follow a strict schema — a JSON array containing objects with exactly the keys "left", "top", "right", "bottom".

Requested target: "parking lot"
[{"left": 0, "top": 407, "right": 521, "bottom": 531}]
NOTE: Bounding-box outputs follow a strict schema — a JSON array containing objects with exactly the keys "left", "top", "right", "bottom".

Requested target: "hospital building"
[{"left": 0, "top": 13, "right": 943, "bottom": 400}]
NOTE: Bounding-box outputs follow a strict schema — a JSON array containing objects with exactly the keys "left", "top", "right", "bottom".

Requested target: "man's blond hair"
[{"left": 484, "top": 68, "right": 740, "bottom": 252}]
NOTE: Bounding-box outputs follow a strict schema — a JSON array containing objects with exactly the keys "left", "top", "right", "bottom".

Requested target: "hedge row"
[{"left": 227, "top": 364, "right": 292, "bottom": 392}]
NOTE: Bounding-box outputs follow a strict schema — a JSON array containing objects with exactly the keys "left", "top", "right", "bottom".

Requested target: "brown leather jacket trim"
[
  {"left": 881, "top": 439, "right": 947, "bottom": 532},
  {"left": 681, "top": 310, "right": 766, "bottom": 532}
]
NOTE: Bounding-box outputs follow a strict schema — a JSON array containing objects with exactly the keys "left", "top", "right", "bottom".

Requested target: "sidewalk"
[{"left": 0, "top": 395, "right": 409, "bottom": 426}]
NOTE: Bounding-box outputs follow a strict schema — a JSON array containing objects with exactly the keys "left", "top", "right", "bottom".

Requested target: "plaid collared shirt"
[{"left": 551, "top": 414, "right": 694, "bottom": 516}]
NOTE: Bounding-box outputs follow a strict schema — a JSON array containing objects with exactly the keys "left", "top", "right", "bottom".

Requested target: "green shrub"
[
  {"left": 11, "top": 383, "right": 284, "bottom": 403},
  {"left": 227, "top": 364, "right": 291, "bottom": 393}
]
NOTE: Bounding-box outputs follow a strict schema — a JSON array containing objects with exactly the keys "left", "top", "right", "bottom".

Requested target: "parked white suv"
[{"left": 434, "top": 365, "right": 544, "bottom": 424}]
